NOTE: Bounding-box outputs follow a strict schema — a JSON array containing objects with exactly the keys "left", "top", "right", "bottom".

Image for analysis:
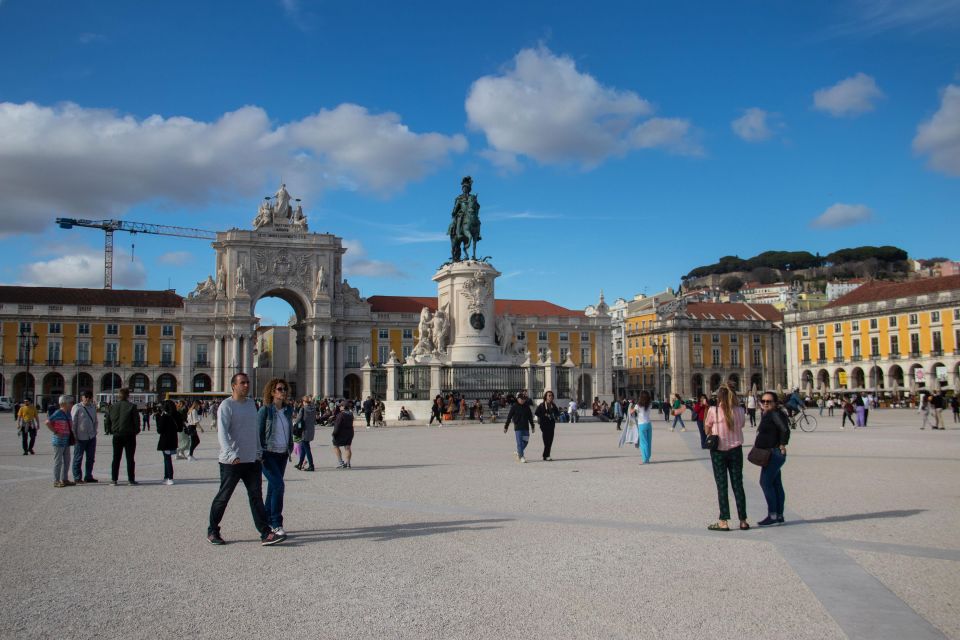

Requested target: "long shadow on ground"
[
  {"left": 281, "top": 518, "right": 511, "bottom": 546},
  {"left": 789, "top": 509, "right": 926, "bottom": 525}
]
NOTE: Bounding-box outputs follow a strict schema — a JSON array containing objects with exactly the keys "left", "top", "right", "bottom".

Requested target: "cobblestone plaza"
[{"left": 1, "top": 409, "right": 957, "bottom": 639}]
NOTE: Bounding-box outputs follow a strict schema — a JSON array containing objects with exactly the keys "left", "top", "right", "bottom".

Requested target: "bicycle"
[{"left": 788, "top": 406, "right": 818, "bottom": 432}]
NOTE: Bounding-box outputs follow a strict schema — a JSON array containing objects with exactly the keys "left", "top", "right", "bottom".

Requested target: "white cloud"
[
  {"left": 77, "top": 32, "right": 106, "bottom": 45},
  {"left": 810, "top": 203, "right": 875, "bottom": 228},
  {"left": 342, "top": 239, "right": 403, "bottom": 278},
  {"left": 731, "top": 108, "right": 778, "bottom": 142},
  {"left": 813, "top": 73, "right": 884, "bottom": 117},
  {"left": 465, "top": 46, "right": 700, "bottom": 168},
  {"left": 630, "top": 118, "right": 703, "bottom": 156},
  {"left": 913, "top": 84, "right": 960, "bottom": 177},
  {"left": 18, "top": 247, "right": 146, "bottom": 288},
  {"left": 392, "top": 231, "right": 449, "bottom": 244},
  {"left": 157, "top": 251, "right": 193, "bottom": 266},
  {"left": 0, "top": 101, "right": 466, "bottom": 235},
  {"left": 828, "top": 0, "right": 960, "bottom": 37}
]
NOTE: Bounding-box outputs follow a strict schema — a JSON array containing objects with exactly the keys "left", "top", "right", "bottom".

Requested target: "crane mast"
[{"left": 56, "top": 217, "right": 217, "bottom": 289}]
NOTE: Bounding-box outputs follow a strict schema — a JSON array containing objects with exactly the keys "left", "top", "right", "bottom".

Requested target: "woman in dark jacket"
[
  {"left": 693, "top": 394, "right": 709, "bottom": 449},
  {"left": 535, "top": 390, "right": 561, "bottom": 461},
  {"left": 755, "top": 391, "right": 791, "bottom": 526},
  {"left": 156, "top": 400, "right": 181, "bottom": 485}
]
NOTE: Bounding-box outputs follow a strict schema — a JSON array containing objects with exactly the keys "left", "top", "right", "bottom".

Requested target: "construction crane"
[{"left": 56, "top": 217, "right": 218, "bottom": 289}]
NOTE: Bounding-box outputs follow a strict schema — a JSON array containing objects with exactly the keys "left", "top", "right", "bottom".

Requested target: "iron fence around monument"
[
  {"left": 371, "top": 367, "right": 387, "bottom": 399},
  {"left": 441, "top": 365, "right": 527, "bottom": 400},
  {"left": 532, "top": 366, "right": 545, "bottom": 398},
  {"left": 557, "top": 367, "right": 571, "bottom": 399},
  {"left": 397, "top": 365, "right": 431, "bottom": 400}
]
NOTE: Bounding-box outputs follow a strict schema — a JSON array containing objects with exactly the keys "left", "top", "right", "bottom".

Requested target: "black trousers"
[
  {"left": 21, "top": 427, "right": 37, "bottom": 453},
  {"left": 208, "top": 461, "right": 270, "bottom": 537},
  {"left": 111, "top": 433, "right": 137, "bottom": 481},
  {"left": 541, "top": 425, "right": 555, "bottom": 459}
]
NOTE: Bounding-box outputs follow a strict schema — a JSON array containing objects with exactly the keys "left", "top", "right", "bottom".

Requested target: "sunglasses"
[
  {"left": 760, "top": 399, "right": 775, "bottom": 405},
  {"left": 275, "top": 386, "right": 288, "bottom": 392}
]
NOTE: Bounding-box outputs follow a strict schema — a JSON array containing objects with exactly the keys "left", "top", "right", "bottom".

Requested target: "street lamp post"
[{"left": 19, "top": 330, "right": 40, "bottom": 401}]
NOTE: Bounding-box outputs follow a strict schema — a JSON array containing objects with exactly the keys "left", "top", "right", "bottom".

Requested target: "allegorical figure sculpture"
[
  {"left": 315, "top": 264, "right": 327, "bottom": 297},
  {"left": 274, "top": 183, "right": 292, "bottom": 219},
  {"left": 412, "top": 307, "right": 434, "bottom": 357},
  {"left": 495, "top": 314, "right": 516, "bottom": 355},
  {"left": 216, "top": 266, "right": 226, "bottom": 294},
  {"left": 236, "top": 263, "right": 247, "bottom": 292},
  {"left": 431, "top": 302, "right": 450, "bottom": 354},
  {"left": 448, "top": 175, "right": 481, "bottom": 262}
]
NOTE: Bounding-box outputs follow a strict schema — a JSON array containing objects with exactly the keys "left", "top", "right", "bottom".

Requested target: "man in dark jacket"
[
  {"left": 104, "top": 388, "right": 141, "bottom": 485},
  {"left": 361, "top": 396, "right": 373, "bottom": 428},
  {"left": 332, "top": 401, "right": 355, "bottom": 469},
  {"left": 504, "top": 392, "right": 535, "bottom": 463}
]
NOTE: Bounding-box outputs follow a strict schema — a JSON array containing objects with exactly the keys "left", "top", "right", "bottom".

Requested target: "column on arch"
[
  {"left": 324, "top": 336, "right": 335, "bottom": 398},
  {"left": 335, "top": 337, "right": 344, "bottom": 397},
  {"left": 213, "top": 334, "right": 224, "bottom": 391},
  {"left": 241, "top": 333, "right": 253, "bottom": 378},
  {"left": 312, "top": 334, "right": 322, "bottom": 397}
]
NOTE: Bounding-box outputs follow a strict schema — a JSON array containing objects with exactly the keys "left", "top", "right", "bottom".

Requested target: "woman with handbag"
[
  {"left": 693, "top": 394, "right": 709, "bottom": 449},
  {"left": 535, "top": 390, "right": 561, "bottom": 461},
  {"left": 156, "top": 400, "right": 180, "bottom": 485},
  {"left": 669, "top": 394, "right": 687, "bottom": 432},
  {"left": 704, "top": 384, "right": 748, "bottom": 531},
  {"left": 294, "top": 396, "right": 316, "bottom": 471},
  {"left": 753, "top": 392, "right": 790, "bottom": 526}
]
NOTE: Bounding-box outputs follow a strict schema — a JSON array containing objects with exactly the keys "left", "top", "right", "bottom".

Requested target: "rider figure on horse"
[{"left": 448, "top": 176, "right": 481, "bottom": 261}]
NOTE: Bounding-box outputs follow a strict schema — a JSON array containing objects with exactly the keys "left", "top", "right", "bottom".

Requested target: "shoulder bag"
[
  {"left": 705, "top": 407, "right": 720, "bottom": 451},
  {"left": 747, "top": 446, "right": 771, "bottom": 467}
]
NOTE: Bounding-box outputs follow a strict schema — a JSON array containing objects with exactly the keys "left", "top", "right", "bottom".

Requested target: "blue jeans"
[
  {"left": 298, "top": 441, "right": 314, "bottom": 468},
  {"left": 72, "top": 436, "right": 97, "bottom": 481},
  {"left": 514, "top": 429, "right": 530, "bottom": 457},
  {"left": 759, "top": 448, "right": 786, "bottom": 517},
  {"left": 162, "top": 452, "right": 174, "bottom": 480},
  {"left": 672, "top": 414, "right": 685, "bottom": 429},
  {"left": 261, "top": 451, "right": 288, "bottom": 529}
]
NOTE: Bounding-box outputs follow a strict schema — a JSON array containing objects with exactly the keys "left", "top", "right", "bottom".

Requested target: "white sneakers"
[
  {"left": 519, "top": 457, "right": 526, "bottom": 463},
  {"left": 188, "top": 456, "right": 196, "bottom": 461},
  {"left": 272, "top": 526, "right": 287, "bottom": 536},
  {"left": 164, "top": 479, "right": 174, "bottom": 485}
]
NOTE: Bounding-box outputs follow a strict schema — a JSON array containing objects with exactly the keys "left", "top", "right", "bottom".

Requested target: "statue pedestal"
[{"left": 433, "top": 261, "right": 506, "bottom": 364}]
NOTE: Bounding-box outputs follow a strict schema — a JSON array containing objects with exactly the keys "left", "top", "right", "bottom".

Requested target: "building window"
[
  {"left": 346, "top": 345, "right": 359, "bottom": 365},
  {"left": 753, "top": 335, "right": 761, "bottom": 344},
  {"left": 693, "top": 334, "right": 701, "bottom": 344},
  {"left": 910, "top": 333, "right": 920, "bottom": 355},
  {"left": 834, "top": 322, "right": 842, "bottom": 333},
  {"left": 817, "top": 324, "right": 825, "bottom": 336},
  {"left": 19, "top": 321, "right": 32, "bottom": 334},
  {"left": 852, "top": 339, "right": 861, "bottom": 357},
  {"left": 106, "top": 324, "right": 119, "bottom": 335},
  {"left": 889, "top": 316, "right": 898, "bottom": 328},
  {"left": 133, "top": 343, "right": 146, "bottom": 364},
  {"left": 931, "top": 311, "right": 941, "bottom": 323},
  {"left": 870, "top": 337, "right": 879, "bottom": 356},
  {"left": 835, "top": 340, "right": 843, "bottom": 359},
  {"left": 402, "top": 345, "right": 412, "bottom": 359},
  {"left": 538, "top": 331, "right": 547, "bottom": 341},
  {"left": 801, "top": 327, "right": 809, "bottom": 337},
  {"left": 538, "top": 347, "right": 547, "bottom": 361},
  {"left": 712, "top": 347, "right": 721, "bottom": 366},
  {"left": 581, "top": 347, "right": 591, "bottom": 364},
  {"left": 162, "top": 325, "right": 174, "bottom": 337},
  {"left": 730, "top": 349, "right": 740, "bottom": 366},
  {"left": 909, "top": 314, "right": 918, "bottom": 326},
  {"left": 580, "top": 332, "right": 589, "bottom": 342},
  {"left": 47, "top": 341, "right": 61, "bottom": 363},
  {"left": 518, "top": 331, "right": 526, "bottom": 341},
  {"left": 818, "top": 343, "right": 826, "bottom": 360},
  {"left": 693, "top": 346, "right": 703, "bottom": 365},
  {"left": 161, "top": 343, "right": 174, "bottom": 364},
  {"left": 730, "top": 334, "right": 738, "bottom": 344},
  {"left": 378, "top": 329, "right": 389, "bottom": 340},
  {"left": 78, "top": 323, "right": 90, "bottom": 335},
  {"left": 890, "top": 335, "right": 899, "bottom": 355},
  {"left": 712, "top": 333, "right": 720, "bottom": 343},
  {"left": 196, "top": 344, "right": 208, "bottom": 365},
  {"left": 402, "top": 328, "right": 413, "bottom": 340},
  {"left": 559, "top": 332, "right": 569, "bottom": 342},
  {"left": 105, "top": 342, "right": 119, "bottom": 363},
  {"left": 77, "top": 341, "right": 90, "bottom": 364},
  {"left": 932, "top": 331, "right": 942, "bottom": 353},
  {"left": 48, "top": 322, "right": 62, "bottom": 334},
  {"left": 135, "top": 324, "right": 146, "bottom": 336},
  {"left": 954, "top": 309, "right": 960, "bottom": 321},
  {"left": 869, "top": 318, "right": 878, "bottom": 330},
  {"left": 753, "top": 348, "right": 762, "bottom": 367},
  {"left": 559, "top": 347, "right": 569, "bottom": 362},
  {"left": 851, "top": 320, "right": 860, "bottom": 332},
  {"left": 802, "top": 344, "right": 810, "bottom": 362},
  {"left": 377, "top": 345, "right": 390, "bottom": 364}
]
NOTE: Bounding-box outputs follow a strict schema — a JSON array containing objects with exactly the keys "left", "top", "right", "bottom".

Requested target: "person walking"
[
  {"left": 853, "top": 392, "right": 866, "bottom": 427},
  {"left": 361, "top": 396, "right": 373, "bottom": 428},
  {"left": 104, "top": 388, "right": 141, "bottom": 486},
  {"left": 618, "top": 398, "right": 639, "bottom": 450},
  {"left": 754, "top": 391, "right": 791, "bottom": 526},
  {"left": 693, "top": 394, "right": 709, "bottom": 448},
  {"left": 429, "top": 395, "right": 444, "bottom": 426},
  {"left": 745, "top": 393, "right": 757, "bottom": 428},
  {"left": 951, "top": 396, "right": 959, "bottom": 423},
  {"left": 826, "top": 396, "right": 835, "bottom": 417},
  {"left": 568, "top": 398, "right": 579, "bottom": 423},
  {"left": 931, "top": 391, "right": 945, "bottom": 430},
  {"left": 207, "top": 373, "right": 284, "bottom": 546},
  {"left": 535, "top": 390, "right": 561, "bottom": 461},
  {"left": 331, "top": 400, "right": 355, "bottom": 468},
  {"left": 919, "top": 394, "right": 931, "bottom": 430},
  {"left": 817, "top": 396, "right": 825, "bottom": 417},
  {"left": 70, "top": 390, "right": 99, "bottom": 484},
  {"left": 613, "top": 396, "right": 624, "bottom": 431},
  {"left": 16, "top": 398, "right": 39, "bottom": 455},
  {"left": 294, "top": 396, "right": 316, "bottom": 471},
  {"left": 635, "top": 391, "right": 654, "bottom": 464},
  {"left": 669, "top": 394, "right": 687, "bottom": 432},
  {"left": 185, "top": 401, "right": 202, "bottom": 460},
  {"left": 156, "top": 400, "right": 180, "bottom": 485},
  {"left": 704, "top": 385, "right": 748, "bottom": 532},
  {"left": 504, "top": 392, "right": 535, "bottom": 463},
  {"left": 46, "top": 395, "right": 75, "bottom": 488},
  {"left": 258, "top": 379, "right": 294, "bottom": 537},
  {"left": 841, "top": 396, "right": 855, "bottom": 429}
]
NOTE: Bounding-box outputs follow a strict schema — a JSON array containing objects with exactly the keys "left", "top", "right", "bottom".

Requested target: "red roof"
[
  {"left": 682, "top": 302, "right": 783, "bottom": 322},
  {"left": 367, "top": 295, "right": 585, "bottom": 317},
  {"left": 0, "top": 286, "right": 183, "bottom": 308},
  {"left": 826, "top": 275, "right": 960, "bottom": 308}
]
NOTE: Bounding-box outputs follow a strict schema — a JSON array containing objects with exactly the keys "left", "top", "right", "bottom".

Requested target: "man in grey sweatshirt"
[
  {"left": 207, "top": 373, "right": 286, "bottom": 546},
  {"left": 70, "top": 390, "right": 99, "bottom": 483}
]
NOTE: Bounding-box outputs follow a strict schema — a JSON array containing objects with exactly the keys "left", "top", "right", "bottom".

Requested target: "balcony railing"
[
  {"left": 909, "top": 351, "right": 921, "bottom": 358},
  {"left": 131, "top": 360, "right": 148, "bottom": 367},
  {"left": 889, "top": 353, "right": 900, "bottom": 360},
  {"left": 194, "top": 360, "right": 210, "bottom": 368},
  {"left": 345, "top": 361, "right": 362, "bottom": 369},
  {"left": 159, "top": 360, "right": 176, "bottom": 368},
  {"left": 16, "top": 358, "right": 33, "bottom": 366},
  {"left": 833, "top": 357, "right": 844, "bottom": 363},
  {"left": 801, "top": 359, "right": 811, "bottom": 365},
  {"left": 46, "top": 359, "right": 62, "bottom": 366},
  {"left": 817, "top": 358, "right": 827, "bottom": 364},
  {"left": 103, "top": 359, "right": 120, "bottom": 367},
  {"left": 850, "top": 355, "right": 862, "bottom": 362},
  {"left": 75, "top": 359, "right": 91, "bottom": 366},
  {"left": 931, "top": 349, "right": 943, "bottom": 357}
]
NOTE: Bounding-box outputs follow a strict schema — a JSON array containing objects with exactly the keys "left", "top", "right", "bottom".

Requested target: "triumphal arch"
[{"left": 180, "top": 184, "right": 372, "bottom": 396}]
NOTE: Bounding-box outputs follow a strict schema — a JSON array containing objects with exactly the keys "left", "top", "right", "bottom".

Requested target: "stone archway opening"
[
  {"left": 691, "top": 374, "right": 704, "bottom": 398},
  {"left": 253, "top": 290, "right": 308, "bottom": 400},
  {"left": 343, "top": 374, "right": 361, "bottom": 401}
]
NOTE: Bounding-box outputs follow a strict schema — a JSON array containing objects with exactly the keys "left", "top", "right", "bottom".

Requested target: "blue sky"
[{"left": 1, "top": 0, "right": 958, "bottom": 323}]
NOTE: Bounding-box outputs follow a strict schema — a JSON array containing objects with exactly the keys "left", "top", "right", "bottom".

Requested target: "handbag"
[
  {"left": 705, "top": 434, "right": 719, "bottom": 451},
  {"left": 747, "top": 446, "right": 771, "bottom": 467},
  {"left": 672, "top": 407, "right": 683, "bottom": 416}
]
